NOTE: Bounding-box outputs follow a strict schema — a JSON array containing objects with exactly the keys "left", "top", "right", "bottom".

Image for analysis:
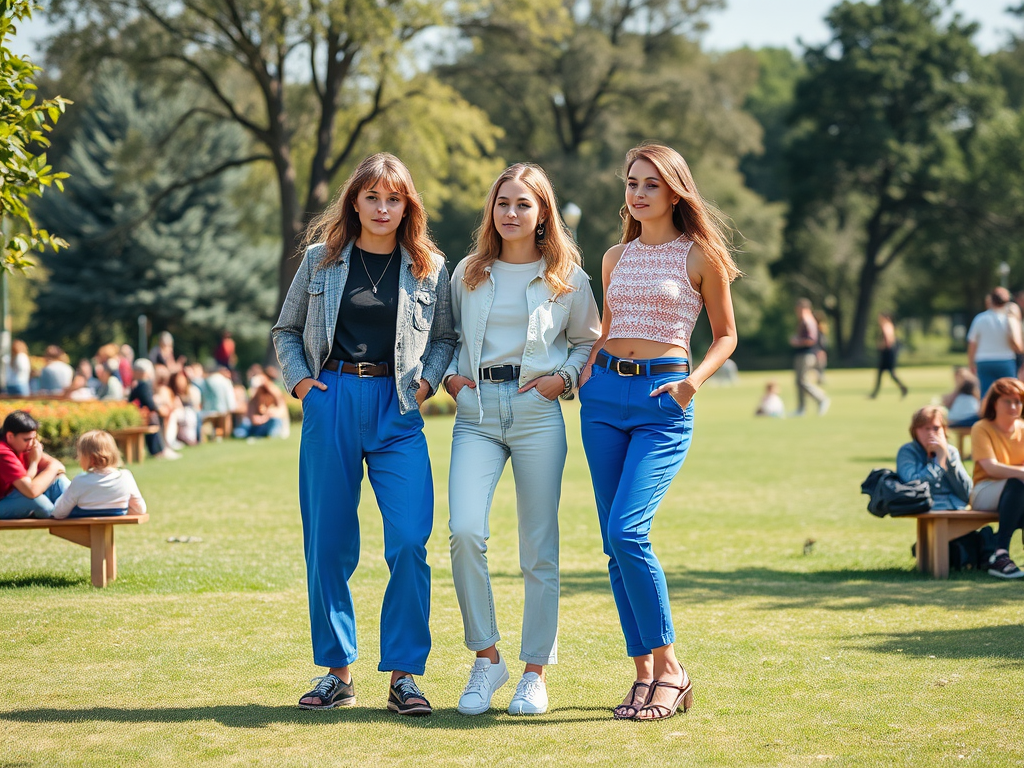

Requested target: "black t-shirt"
[{"left": 329, "top": 246, "right": 400, "bottom": 367}]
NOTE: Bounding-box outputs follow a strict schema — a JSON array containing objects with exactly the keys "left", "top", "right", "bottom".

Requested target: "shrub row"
[{"left": 0, "top": 400, "right": 144, "bottom": 457}]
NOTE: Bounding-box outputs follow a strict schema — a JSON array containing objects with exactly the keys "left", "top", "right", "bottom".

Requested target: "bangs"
[{"left": 359, "top": 166, "right": 416, "bottom": 199}]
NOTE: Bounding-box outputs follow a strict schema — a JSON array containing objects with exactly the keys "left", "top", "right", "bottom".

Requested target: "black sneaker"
[
  {"left": 988, "top": 553, "right": 1024, "bottom": 579},
  {"left": 298, "top": 673, "right": 355, "bottom": 709},
  {"left": 388, "top": 676, "right": 432, "bottom": 716}
]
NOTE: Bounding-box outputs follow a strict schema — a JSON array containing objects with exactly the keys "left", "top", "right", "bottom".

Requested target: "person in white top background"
[
  {"left": 443, "top": 163, "right": 600, "bottom": 717},
  {"left": 967, "top": 287, "right": 1022, "bottom": 401},
  {"left": 52, "top": 430, "right": 147, "bottom": 519}
]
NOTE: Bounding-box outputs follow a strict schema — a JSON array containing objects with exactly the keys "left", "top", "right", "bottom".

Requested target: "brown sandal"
[
  {"left": 634, "top": 674, "right": 694, "bottom": 721},
  {"left": 612, "top": 679, "right": 653, "bottom": 720}
]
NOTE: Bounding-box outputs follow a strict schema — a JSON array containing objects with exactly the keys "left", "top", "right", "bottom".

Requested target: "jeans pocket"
[{"left": 529, "top": 387, "right": 556, "bottom": 404}]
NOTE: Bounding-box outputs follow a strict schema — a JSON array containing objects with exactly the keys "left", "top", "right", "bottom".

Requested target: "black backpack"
[
  {"left": 861, "top": 468, "right": 933, "bottom": 517},
  {"left": 912, "top": 526, "right": 998, "bottom": 571}
]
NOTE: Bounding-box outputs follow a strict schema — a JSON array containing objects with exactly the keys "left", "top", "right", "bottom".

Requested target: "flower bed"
[{"left": 0, "top": 400, "right": 144, "bottom": 457}]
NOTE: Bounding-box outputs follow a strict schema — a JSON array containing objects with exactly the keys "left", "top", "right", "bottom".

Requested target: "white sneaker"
[
  {"left": 818, "top": 398, "right": 831, "bottom": 416},
  {"left": 457, "top": 654, "right": 509, "bottom": 715},
  {"left": 508, "top": 672, "right": 548, "bottom": 715}
]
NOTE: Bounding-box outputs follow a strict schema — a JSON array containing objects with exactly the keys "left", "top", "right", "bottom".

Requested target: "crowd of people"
[{"left": 2, "top": 333, "right": 290, "bottom": 460}]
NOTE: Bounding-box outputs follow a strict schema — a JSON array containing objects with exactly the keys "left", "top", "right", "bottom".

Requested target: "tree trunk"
[{"left": 846, "top": 243, "right": 881, "bottom": 365}]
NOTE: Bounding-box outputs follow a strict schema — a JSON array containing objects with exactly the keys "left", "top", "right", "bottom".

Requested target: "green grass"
[{"left": 1, "top": 366, "right": 1022, "bottom": 767}]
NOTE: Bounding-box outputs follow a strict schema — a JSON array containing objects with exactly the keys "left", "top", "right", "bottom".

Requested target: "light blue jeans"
[
  {"left": 976, "top": 359, "right": 1017, "bottom": 402},
  {"left": 448, "top": 381, "right": 567, "bottom": 665},
  {"left": 0, "top": 475, "right": 71, "bottom": 520}
]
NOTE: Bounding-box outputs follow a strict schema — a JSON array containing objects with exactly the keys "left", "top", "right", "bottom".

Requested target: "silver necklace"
[{"left": 359, "top": 245, "right": 397, "bottom": 294}]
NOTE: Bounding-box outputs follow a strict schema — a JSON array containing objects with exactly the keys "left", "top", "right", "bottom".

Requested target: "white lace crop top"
[{"left": 606, "top": 235, "right": 703, "bottom": 350}]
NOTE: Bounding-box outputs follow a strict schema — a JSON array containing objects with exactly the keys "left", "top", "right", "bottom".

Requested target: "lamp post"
[
  {"left": 999, "top": 261, "right": 1011, "bottom": 289},
  {"left": 561, "top": 202, "right": 582, "bottom": 241},
  {"left": 138, "top": 314, "right": 149, "bottom": 359}
]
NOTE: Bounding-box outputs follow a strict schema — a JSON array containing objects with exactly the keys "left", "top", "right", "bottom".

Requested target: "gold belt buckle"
[
  {"left": 355, "top": 362, "right": 373, "bottom": 377},
  {"left": 615, "top": 359, "right": 641, "bottom": 376}
]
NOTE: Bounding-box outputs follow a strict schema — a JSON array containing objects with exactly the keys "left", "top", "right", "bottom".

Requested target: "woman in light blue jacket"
[
  {"left": 897, "top": 405, "right": 972, "bottom": 510},
  {"left": 443, "top": 163, "right": 600, "bottom": 716},
  {"left": 273, "top": 153, "right": 456, "bottom": 717}
]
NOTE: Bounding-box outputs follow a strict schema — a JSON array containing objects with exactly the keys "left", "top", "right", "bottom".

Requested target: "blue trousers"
[
  {"left": 298, "top": 369, "right": 433, "bottom": 674},
  {"left": 0, "top": 475, "right": 71, "bottom": 519},
  {"left": 976, "top": 359, "right": 1017, "bottom": 403},
  {"left": 579, "top": 358, "right": 694, "bottom": 657}
]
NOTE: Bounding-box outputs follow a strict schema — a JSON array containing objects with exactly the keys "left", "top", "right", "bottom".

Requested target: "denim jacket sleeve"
[
  {"left": 944, "top": 445, "right": 973, "bottom": 503},
  {"left": 420, "top": 260, "right": 457, "bottom": 394},
  {"left": 896, "top": 441, "right": 972, "bottom": 504},
  {"left": 559, "top": 268, "right": 602, "bottom": 388},
  {"left": 271, "top": 247, "right": 317, "bottom": 395},
  {"left": 444, "top": 260, "right": 466, "bottom": 383}
]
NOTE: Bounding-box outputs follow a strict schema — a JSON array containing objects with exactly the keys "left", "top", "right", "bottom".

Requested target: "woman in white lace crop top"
[{"left": 578, "top": 142, "right": 739, "bottom": 722}]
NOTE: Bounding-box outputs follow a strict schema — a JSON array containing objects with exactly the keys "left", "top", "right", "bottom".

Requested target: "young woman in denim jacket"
[
  {"left": 896, "top": 406, "right": 972, "bottom": 510},
  {"left": 273, "top": 153, "right": 456, "bottom": 716},
  {"left": 443, "top": 163, "right": 600, "bottom": 716},
  {"left": 578, "top": 143, "right": 739, "bottom": 721}
]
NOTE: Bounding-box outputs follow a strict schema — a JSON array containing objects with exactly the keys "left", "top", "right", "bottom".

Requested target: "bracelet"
[
  {"left": 442, "top": 374, "right": 456, "bottom": 395},
  {"left": 556, "top": 370, "right": 572, "bottom": 395}
]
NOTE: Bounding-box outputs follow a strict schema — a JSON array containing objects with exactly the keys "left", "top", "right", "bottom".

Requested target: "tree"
[
  {"left": 0, "top": 0, "right": 69, "bottom": 269},
  {"left": 781, "top": 0, "right": 996, "bottom": 363},
  {"left": 44, "top": 0, "right": 499, "bottom": 321},
  {"left": 31, "top": 63, "right": 277, "bottom": 352}
]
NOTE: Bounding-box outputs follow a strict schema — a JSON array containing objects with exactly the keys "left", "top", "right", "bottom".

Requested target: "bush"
[{"left": 0, "top": 400, "right": 144, "bottom": 457}]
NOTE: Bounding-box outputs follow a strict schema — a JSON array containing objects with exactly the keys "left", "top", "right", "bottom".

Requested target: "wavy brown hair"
[
  {"left": 981, "top": 377, "right": 1024, "bottom": 421},
  {"left": 620, "top": 143, "right": 741, "bottom": 282},
  {"left": 302, "top": 153, "right": 439, "bottom": 280},
  {"left": 462, "top": 163, "right": 581, "bottom": 297}
]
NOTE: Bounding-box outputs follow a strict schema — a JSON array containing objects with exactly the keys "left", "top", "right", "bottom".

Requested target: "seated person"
[
  {"left": 897, "top": 406, "right": 972, "bottom": 510},
  {"left": 946, "top": 368, "right": 981, "bottom": 427},
  {"left": 66, "top": 373, "right": 97, "bottom": 401},
  {"left": 96, "top": 360, "right": 125, "bottom": 401},
  {"left": 37, "top": 345, "right": 74, "bottom": 394},
  {"left": 129, "top": 359, "right": 180, "bottom": 460},
  {"left": 52, "top": 430, "right": 146, "bottom": 519},
  {"left": 968, "top": 377, "right": 1024, "bottom": 579},
  {"left": 234, "top": 376, "right": 288, "bottom": 439},
  {"left": 755, "top": 381, "right": 785, "bottom": 418},
  {"left": 0, "top": 410, "right": 69, "bottom": 519}
]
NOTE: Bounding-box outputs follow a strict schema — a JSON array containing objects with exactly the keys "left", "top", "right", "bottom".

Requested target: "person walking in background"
[
  {"left": 213, "top": 330, "right": 236, "bottom": 371},
  {"left": 579, "top": 143, "right": 739, "bottom": 721},
  {"left": 0, "top": 411, "right": 68, "bottom": 519},
  {"left": 273, "top": 153, "right": 456, "bottom": 716},
  {"left": 813, "top": 310, "right": 830, "bottom": 385},
  {"left": 967, "top": 287, "right": 1022, "bottom": 401},
  {"left": 869, "top": 312, "right": 908, "bottom": 398},
  {"left": 4, "top": 340, "right": 31, "bottom": 396},
  {"left": 789, "top": 299, "right": 829, "bottom": 416},
  {"left": 443, "top": 163, "right": 600, "bottom": 716}
]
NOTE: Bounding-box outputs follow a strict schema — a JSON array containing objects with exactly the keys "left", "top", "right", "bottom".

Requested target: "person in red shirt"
[{"left": 0, "top": 411, "right": 69, "bottom": 520}]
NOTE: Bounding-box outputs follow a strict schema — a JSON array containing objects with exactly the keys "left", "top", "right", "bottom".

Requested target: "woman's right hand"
[
  {"left": 446, "top": 375, "right": 475, "bottom": 399},
  {"left": 578, "top": 363, "right": 592, "bottom": 389},
  {"left": 296, "top": 377, "right": 327, "bottom": 400}
]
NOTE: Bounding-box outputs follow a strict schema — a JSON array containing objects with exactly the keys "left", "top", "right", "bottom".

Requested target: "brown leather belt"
[
  {"left": 596, "top": 350, "right": 688, "bottom": 376},
  {"left": 324, "top": 359, "right": 391, "bottom": 377}
]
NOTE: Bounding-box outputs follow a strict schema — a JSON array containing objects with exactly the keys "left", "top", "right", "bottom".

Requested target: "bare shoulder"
[
  {"left": 685, "top": 241, "right": 710, "bottom": 291},
  {"left": 602, "top": 243, "right": 627, "bottom": 273}
]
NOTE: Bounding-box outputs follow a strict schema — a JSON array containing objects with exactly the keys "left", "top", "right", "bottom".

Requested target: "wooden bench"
[
  {"left": 951, "top": 426, "right": 972, "bottom": 459},
  {"left": 902, "top": 509, "right": 999, "bottom": 579},
  {"left": 200, "top": 412, "right": 233, "bottom": 442},
  {"left": 0, "top": 514, "right": 149, "bottom": 587},
  {"left": 110, "top": 425, "right": 160, "bottom": 464}
]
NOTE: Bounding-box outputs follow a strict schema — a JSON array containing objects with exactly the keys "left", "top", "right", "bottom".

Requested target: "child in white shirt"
[
  {"left": 53, "top": 430, "right": 147, "bottom": 519},
  {"left": 755, "top": 381, "right": 786, "bottom": 418}
]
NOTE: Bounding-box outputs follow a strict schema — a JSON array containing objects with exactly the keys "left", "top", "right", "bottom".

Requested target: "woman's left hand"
[
  {"left": 415, "top": 378, "right": 431, "bottom": 406},
  {"left": 651, "top": 378, "right": 698, "bottom": 411},
  {"left": 519, "top": 374, "right": 564, "bottom": 401}
]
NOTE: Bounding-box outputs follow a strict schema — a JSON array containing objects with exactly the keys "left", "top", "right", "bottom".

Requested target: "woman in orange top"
[{"left": 969, "top": 376, "right": 1024, "bottom": 578}]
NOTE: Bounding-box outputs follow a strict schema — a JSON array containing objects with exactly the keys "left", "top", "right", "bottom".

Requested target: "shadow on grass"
[
  {"left": 546, "top": 567, "right": 1021, "bottom": 611},
  {"left": 0, "top": 704, "right": 610, "bottom": 729},
  {"left": 0, "top": 573, "right": 87, "bottom": 589},
  {"left": 854, "top": 625, "right": 1024, "bottom": 663}
]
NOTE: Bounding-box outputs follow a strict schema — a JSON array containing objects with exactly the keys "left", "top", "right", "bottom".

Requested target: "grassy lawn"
[{"left": 1, "top": 366, "right": 1021, "bottom": 767}]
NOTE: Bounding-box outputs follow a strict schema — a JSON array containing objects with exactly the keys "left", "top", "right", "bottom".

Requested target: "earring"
[{"left": 537, "top": 222, "right": 546, "bottom": 238}]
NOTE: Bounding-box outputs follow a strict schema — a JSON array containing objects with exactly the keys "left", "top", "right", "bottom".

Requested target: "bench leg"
[
  {"left": 929, "top": 517, "right": 950, "bottom": 579},
  {"left": 916, "top": 518, "right": 930, "bottom": 574},
  {"left": 89, "top": 524, "right": 114, "bottom": 588},
  {"left": 135, "top": 435, "right": 145, "bottom": 464}
]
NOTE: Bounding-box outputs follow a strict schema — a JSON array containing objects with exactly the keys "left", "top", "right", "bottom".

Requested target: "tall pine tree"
[{"left": 31, "top": 63, "right": 276, "bottom": 352}]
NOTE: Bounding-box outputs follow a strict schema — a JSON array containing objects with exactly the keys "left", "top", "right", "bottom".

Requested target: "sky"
[{"left": 7, "top": 0, "right": 1022, "bottom": 59}]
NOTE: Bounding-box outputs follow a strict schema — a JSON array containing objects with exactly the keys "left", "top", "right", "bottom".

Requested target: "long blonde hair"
[
  {"left": 462, "top": 163, "right": 581, "bottom": 297},
  {"left": 302, "top": 153, "right": 440, "bottom": 280},
  {"left": 620, "top": 143, "right": 741, "bottom": 282}
]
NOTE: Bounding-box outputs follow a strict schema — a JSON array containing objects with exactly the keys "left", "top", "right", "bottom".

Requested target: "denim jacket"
[
  {"left": 445, "top": 258, "right": 600, "bottom": 421},
  {"left": 272, "top": 241, "right": 457, "bottom": 414},
  {"left": 896, "top": 440, "right": 973, "bottom": 510}
]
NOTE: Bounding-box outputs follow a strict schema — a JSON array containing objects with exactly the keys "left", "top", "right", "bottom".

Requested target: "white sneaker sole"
[
  {"left": 457, "top": 666, "right": 510, "bottom": 715},
  {"left": 508, "top": 700, "right": 547, "bottom": 715}
]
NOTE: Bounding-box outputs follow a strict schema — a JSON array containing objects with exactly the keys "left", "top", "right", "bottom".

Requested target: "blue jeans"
[
  {"left": 976, "top": 359, "right": 1017, "bottom": 402},
  {"left": 298, "top": 369, "right": 433, "bottom": 674},
  {"left": 448, "top": 381, "right": 566, "bottom": 665},
  {"left": 233, "top": 417, "right": 284, "bottom": 439},
  {"left": 0, "top": 475, "right": 71, "bottom": 519},
  {"left": 579, "top": 357, "right": 694, "bottom": 657},
  {"left": 67, "top": 506, "right": 128, "bottom": 518}
]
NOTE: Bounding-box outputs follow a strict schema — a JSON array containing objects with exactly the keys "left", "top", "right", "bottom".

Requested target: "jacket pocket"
[{"left": 412, "top": 290, "right": 436, "bottom": 331}]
